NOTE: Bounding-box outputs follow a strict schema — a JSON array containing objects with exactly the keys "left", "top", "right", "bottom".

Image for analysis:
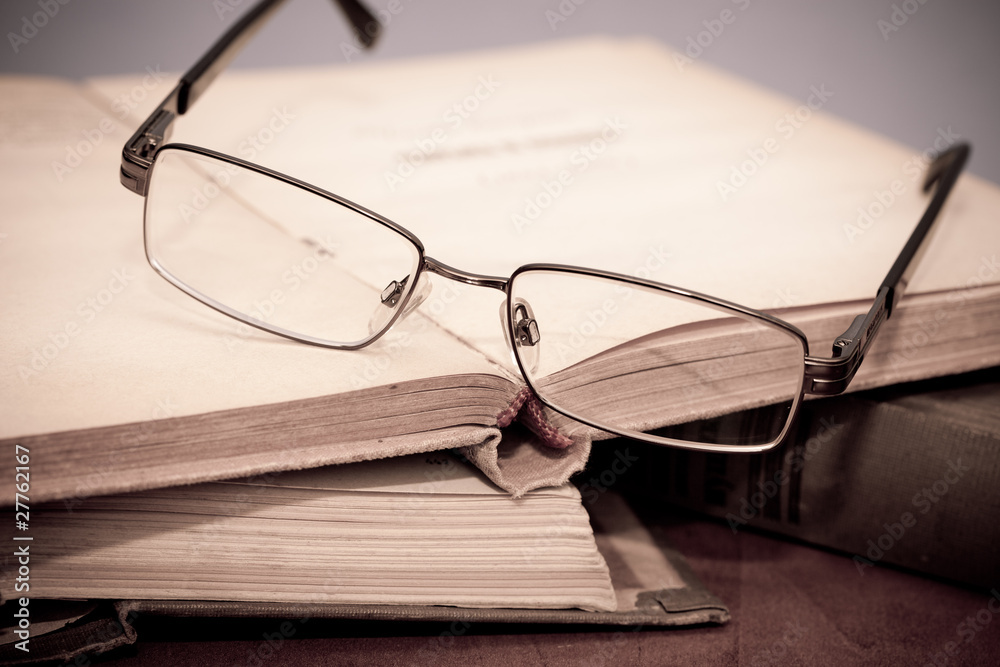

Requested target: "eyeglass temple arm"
[
  {"left": 121, "top": 0, "right": 379, "bottom": 196},
  {"left": 804, "top": 142, "right": 970, "bottom": 396}
]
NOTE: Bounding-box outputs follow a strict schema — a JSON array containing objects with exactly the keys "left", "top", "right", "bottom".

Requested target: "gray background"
[{"left": 1, "top": 0, "right": 997, "bottom": 184}]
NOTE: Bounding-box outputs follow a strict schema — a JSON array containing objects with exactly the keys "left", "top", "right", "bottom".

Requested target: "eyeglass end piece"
[{"left": 831, "top": 314, "right": 865, "bottom": 358}]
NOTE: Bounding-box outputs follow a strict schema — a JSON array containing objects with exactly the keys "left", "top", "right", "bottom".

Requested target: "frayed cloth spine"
[{"left": 496, "top": 387, "right": 574, "bottom": 449}]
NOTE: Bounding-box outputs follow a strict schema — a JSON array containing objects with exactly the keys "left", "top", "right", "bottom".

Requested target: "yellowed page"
[
  {"left": 85, "top": 37, "right": 999, "bottom": 373},
  {"left": 5, "top": 37, "right": 998, "bottom": 474},
  {"left": 236, "top": 441, "right": 578, "bottom": 498},
  {"left": 11, "top": 453, "right": 617, "bottom": 612},
  {"left": 0, "top": 77, "right": 511, "bottom": 440}
]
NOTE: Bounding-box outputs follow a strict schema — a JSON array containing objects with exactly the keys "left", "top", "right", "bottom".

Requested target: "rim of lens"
[
  {"left": 144, "top": 144, "right": 426, "bottom": 349},
  {"left": 506, "top": 264, "right": 809, "bottom": 453}
]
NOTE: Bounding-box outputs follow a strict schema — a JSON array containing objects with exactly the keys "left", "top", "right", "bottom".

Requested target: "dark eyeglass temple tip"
[
  {"left": 829, "top": 142, "right": 969, "bottom": 360},
  {"left": 335, "top": 0, "right": 382, "bottom": 49},
  {"left": 924, "top": 143, "right": 970, "bottom": 193}
]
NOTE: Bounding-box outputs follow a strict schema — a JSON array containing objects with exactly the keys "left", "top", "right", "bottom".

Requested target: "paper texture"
[
  {"left": 11, "top": 452, "right": 618, "bottom": 612},
  {"left": 85, "top": 38, "right": 998, "bottom": 367},
  {"left": 0, "top": 75, "right": 508, "bottom": 438},
  {"left": 2, "top": 37, "right": 998, "bottom": 489}
]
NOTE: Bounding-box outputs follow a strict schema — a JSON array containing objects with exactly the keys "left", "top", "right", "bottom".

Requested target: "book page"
[
  {"left": 10, "top": 453, "right": 617, "bottom": 612},
  {"left": 229, "top": 448, "right": 577, "bottom": 498},
  {"left": 5, "top": 38, "right": 999, "bottom": 496},
  {"left": 84, "top": 38, "right": 1000, "bottom": 372},
  {"left": 0, "top": 76, "right": 511, "bottom": 439}
]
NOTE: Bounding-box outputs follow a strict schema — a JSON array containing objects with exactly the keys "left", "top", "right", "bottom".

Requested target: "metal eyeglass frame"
[{"left": 120, "top": 0, "right": 970, "bottom": 454}]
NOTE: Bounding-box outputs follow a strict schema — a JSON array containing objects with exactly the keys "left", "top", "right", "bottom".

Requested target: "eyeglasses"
[{"left": 120, "top": 0, "right": 969, "bottom": 454}]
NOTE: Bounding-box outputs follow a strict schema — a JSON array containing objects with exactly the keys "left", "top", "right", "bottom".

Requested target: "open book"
[{"left": 2, "top": 38, "right": 999, "bottom": 505}]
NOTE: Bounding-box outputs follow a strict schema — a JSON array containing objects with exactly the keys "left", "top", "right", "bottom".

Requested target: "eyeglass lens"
[
  {"left": 144, "top": 147, "right": 422, "bottom": 348},
  {"left": 508, "top": 269, "right": 806, "bottom": 448}
]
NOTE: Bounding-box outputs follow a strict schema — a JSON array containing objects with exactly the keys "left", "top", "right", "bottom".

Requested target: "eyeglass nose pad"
[
  {"left": 501, "top": 298, "right": 540, "bottom": 375},
  {"left": 499, "top": 302, "right": 517, "bottom": 368},
  {"left": 367, "top": 271, "right": 431, "bottom": 336}
]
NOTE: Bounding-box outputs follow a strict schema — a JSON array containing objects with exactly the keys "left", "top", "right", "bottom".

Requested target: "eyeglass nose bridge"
[
  {"left": 419, "top": 256, "right": 543, "bottom": 374},
  {"left": 422, "top": 256, "right": 508, "bottom": 292},
  {"left": 369, "top": 257, "right": 509, "bottom": 338}
]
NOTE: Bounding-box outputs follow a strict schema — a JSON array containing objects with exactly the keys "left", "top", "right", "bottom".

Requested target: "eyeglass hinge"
[
  {"left": 120, "top": 109, "right": 176, "bottom": 196},
  {"left": 830, "top": 287, "right": 889, "bottom": 361},
  {"left": 831, "top": 314, "right": 865, "bottom": 358}
]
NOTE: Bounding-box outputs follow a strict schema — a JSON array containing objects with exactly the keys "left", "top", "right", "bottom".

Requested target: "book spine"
[
  {"left": 498, "top": 386, "right": 574, "bottom": 449},
  {"left": 635, "top": 373, "right": 1000, "bottom": 588}
]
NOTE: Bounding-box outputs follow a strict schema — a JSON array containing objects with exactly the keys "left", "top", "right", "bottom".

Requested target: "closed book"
[
  {"left": 628, "top": 368, "right": 1000, "bottom": 587},
  {"left": 0, "top": 438, "right": 727, "bottom": 664}
]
